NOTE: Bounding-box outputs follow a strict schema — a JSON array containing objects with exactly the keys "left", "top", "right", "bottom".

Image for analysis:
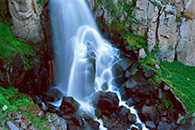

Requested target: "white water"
[
  {"left": 50, "top": 0, "right": 147, "bottom": 129},
  {"left": 50, "top": 0, "right": 119, "bottom": 101}
]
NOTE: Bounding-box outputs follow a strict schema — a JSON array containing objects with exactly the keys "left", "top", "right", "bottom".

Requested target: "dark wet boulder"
[
  {"left": 144, "top": 69, "right": 154, "bottom": 78},
  {"left": 124, "top": 70, "right": 132, "bottom": 78},
  {"left": 47, "top": 104, "right": 58, "bottom": 113},
  {"left": 118, "top": 106, "right": 130, "bottom": 117},
  {"left": 72, "top": 115, "right": 84, "bottom": 127},
  {"left": 42, "top": 87, "right": 64, "bottom": 102},
  {"left": 102, "top": 116, "right": 117, "bottom": 129},
  {"left": 157, "top": 121, "right": 171, "bottom": 130},
  {"left": 111, "top": 58, "right": 134, "bottom": 77},
  {"left": 85, "top": 116, "right": 100, "bottom": 130},
  {"left": 97, "top": 92, "right": 119, "bottom": 115},
  {"left": 60, "top": 96, "right": 80, "bottom": 114},
  {"left": 119, "top": 84, "right": 130, "bottom": 101},
  {"left": 111, "top": 75, "right": 126, "bottom": 88},
  {"left": 146, "top": 121, "right": 156, "bottom": 129},
  {"left": 98, "top": 92, "right": 119, "bottom": 110},
  {"left": 140, "top": 105, "right": 157, "bottom": 122},
  {"left": 126, "top": 98, "right": 136, "bottom": 107},
  {"left": 127, "top": 113, "right": 137, "bottom": 124},
  {"left": 31, "top": 95, "right": 42, "bottom": 106}
]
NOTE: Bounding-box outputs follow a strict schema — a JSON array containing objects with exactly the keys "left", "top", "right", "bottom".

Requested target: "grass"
[
  {"left": 124, "top": 33, "right": 147, "bottom": 50},
  {"left": 0, "top": 86, "right": 51, "bottom": 129},
  {"left": 160, "top": 61, "right": 195, "bottom": 115},
  {"left": 37, "top": 0, "right": 48, "bottom": 5},
  {"left": 0, "top": 20, "right": 36, "bottom": 70}
]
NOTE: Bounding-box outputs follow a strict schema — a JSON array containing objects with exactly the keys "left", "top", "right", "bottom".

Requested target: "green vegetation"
[
  {"left": 94, "top": 1, "right": 101, "bottom": 11},
  {"left": 150, "top": 1, "right": 162, "bottom": 9},
  {"left": 37, "top": 0, "right": 48, "bottom": 5},
  {"left": 0, "top": 20, "right": 36, "bottom": 70},
  {"left": 160, "top": 61, "right": 195, "bottom": 115},
  {"left": 155, "top": 98, "right": 174, "bottom": 109},
  {"left": 176, "top": 16, "right": 182, "bottom": 23},
  {"left": 131, "top": 67, "right": 137, "bottom": 75},
  {"left": 0, "top": 86, "right": 51, "bottom": 129},
  {"left": 124, "top": 33, "right": 147, "bottom": 50},
  {"left": 97, "top": 0, "right": 137, "bottom": 26}
]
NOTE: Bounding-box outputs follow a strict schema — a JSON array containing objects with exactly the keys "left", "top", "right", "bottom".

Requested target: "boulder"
[
  {"left": 60, "top": 96, "right": 80, "bottom": 114},
  {"left": 146, "top": 121, "right": 156, "bottom": 129},
  {"left": 157, "top": 121, "right": 171, "bottom": 130},
  {"left": 7, "top": 121, "right": 20, "bottom": 130},
  {"left": 97, "top": 91, "right": 119, "bottom": 115},
  {"left": 144, "top": 69, "right": 154, "bottom": 78},
  {"left": 140, "top": 105, "right": 157, "bottom": 121},
  {"left": 111, "top": 58, "right": 134, "bottom": 77},
  {"left": 139, "top": 48, "right": 147, "bottom": 59},
  {"left": 126, "top": 97, "right": 136, "bottom": 107}
]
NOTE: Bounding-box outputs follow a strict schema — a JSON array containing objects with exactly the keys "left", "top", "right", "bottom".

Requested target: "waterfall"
[
  {"left": 50, "top": 0, "right": 119, "bottom": 101},
  {"left": 50, "top": 0, "right": 148, "bottom": 129}
]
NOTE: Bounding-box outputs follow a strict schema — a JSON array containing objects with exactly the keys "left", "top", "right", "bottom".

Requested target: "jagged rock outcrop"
[
  {"left": 92, "top": 0, "right": 195, "bottom": 66},
  {"left": 8, "top": 0, "right": 43, "bottom": 48},
  {"left": 177, "top": 19, "right": 195, "bottom": 66}
]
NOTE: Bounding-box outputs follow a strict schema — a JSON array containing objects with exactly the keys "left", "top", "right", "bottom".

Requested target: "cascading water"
[
  {"left": 50, "top": 0, "right": 119, "bottom": 102},
  {"left": 50, "top": 0, "right": 148, "bottom": 129}
]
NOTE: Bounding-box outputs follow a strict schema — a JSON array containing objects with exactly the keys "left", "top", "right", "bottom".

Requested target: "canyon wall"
[{"left": 88, "top": 0, "right": 195, "bottom": 66}]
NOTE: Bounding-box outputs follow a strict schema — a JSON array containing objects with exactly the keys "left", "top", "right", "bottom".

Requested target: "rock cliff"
[
  {"left": 8, "top": 0, "right": 44, "bottom": 48},
  {"left": 90, "top": 0, "right": 195, "bottom": 66}
]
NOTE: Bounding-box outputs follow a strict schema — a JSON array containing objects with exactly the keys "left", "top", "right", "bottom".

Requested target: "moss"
[
  {"left": 131, "top": 67, "right": 137, "bottom": 75},
  {"left": 0, "top": 86, "right": 51, "bottom": 129},
  {"left": 176, "top": 16, "right": 182, "bottom": 23},
  {"left": 155, "top": 98, "right": 174, "bottom": 109},
  {"left": 160, "top": 61, "right": 195, "bottom": 115},
  {"left": 180, "top": 116, "right": 186, "bottom": 124},
  {"left": 0, "top": 20, "right": 36, "bottom": 70},
  {"left": 37, "top": 0, "right": 47, "bottom": 5},
  {"left": 94, "top": 1, "right": 101, "bottom": 11},
  {"left": 123, "top": 33, "right": 147, "bottom": 50}
]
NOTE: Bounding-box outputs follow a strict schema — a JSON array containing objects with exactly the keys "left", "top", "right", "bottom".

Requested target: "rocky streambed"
[{"left": 2, "top": 47, "right": 194, "bottom": 130}]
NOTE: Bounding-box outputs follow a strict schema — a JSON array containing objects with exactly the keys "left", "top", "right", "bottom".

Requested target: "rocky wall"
[
  {"left": 0, "top": 0, "right": 56, "bottom": 94},
  {"left": 90, "top": 0, "right": 195, "bottom": 66}
]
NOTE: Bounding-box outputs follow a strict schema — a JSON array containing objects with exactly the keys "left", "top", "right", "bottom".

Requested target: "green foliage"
[
  {"left": 160, "top": 61, "right": 195, "bottom": 115},
  {"left": 131, "top": 67, "right": 137, "bottom": 75},
  {"left": 176, "top": 16, "right": 182, "bottom": 23},
  {"left": 37, "top": 0, "right": 47, "bottom": 5},
  {"left": 181, "top": 0, "right": 185, "bottom": 5},
  {"left": 150, "top": 1, "right": 162, "bottom": 9},
  {"left": 0, "top": 20, "right": 35, "bottom": 70},
  {"left": 124, "top": 33, "right": 147, "bottom": 50},
  {"left": 96, "top": 0, "right": 137, "bottom": 22},
  {"left": 94, "top": 2, "right": 101, "bottom": 11},
  {"left": 155, "top": 98, "right": 174, "bottom": 109},
  {"left": 0, "top": 86, "right": 51, "bottom": 129},
  {"left": 180, "top": 117, "right": 186, "bottom": 124}
]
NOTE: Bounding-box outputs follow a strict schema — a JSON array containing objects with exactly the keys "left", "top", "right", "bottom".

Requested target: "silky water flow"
[{"left": 50, "top": 0, "right": 148, "bottom": 129}]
